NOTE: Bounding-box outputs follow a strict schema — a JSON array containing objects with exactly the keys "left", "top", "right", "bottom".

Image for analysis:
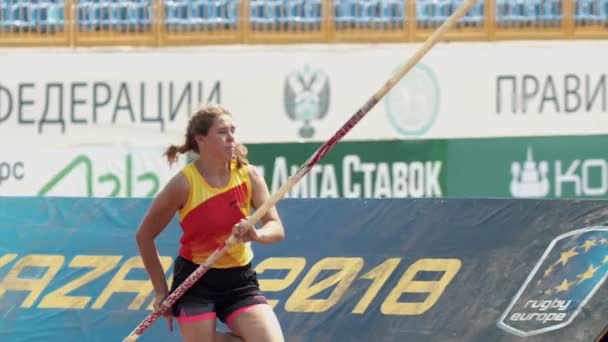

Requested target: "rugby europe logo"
[{"left": 497, "top": 226, "right": 608, "bottom": 337}]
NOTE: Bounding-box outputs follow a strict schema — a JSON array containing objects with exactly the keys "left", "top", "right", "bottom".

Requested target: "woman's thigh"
[
  {"left": 227, "top": 304, "right": 284, "bottom": 342},
  {"left": 177, "top": 317, "right": 216, "bottom": 342},
  {"left": 176, "top": 314, "right": 245, "bottom": 342}
]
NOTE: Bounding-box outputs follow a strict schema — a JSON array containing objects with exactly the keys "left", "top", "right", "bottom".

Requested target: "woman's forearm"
[
  {"left": 255, "top": 220, "right": 285, "bottom": 245},
  {"left": 137, "top": 237, "right": 169, "bottom": 295}
]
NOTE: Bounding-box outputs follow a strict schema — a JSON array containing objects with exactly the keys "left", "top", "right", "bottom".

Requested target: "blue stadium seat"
[
  {"left": 7, "top": 1, "right": 31, "bottom": 29},
  {"left": 29, "top": 0, "right": 64, "bottom": 25},
  {"left": 250, "top": 0, "right": 281, "bottom": 25},
  {"left": 334, "top": 0, "right": 356, "bottom": 23},
  {"left": 496, "top": 0, "right": 562, "bottom": 24},
  {"left": 190, "top": 0, "right": 214, "bottom": 24},
  {"left": 537, "top": 0, "right": 562, "bottom": 21},
  {"left": 132, "top": 0, "right": 152, "bottom": 26},
  {"left": 249, "top": 0, "right": 321, "bottom": 26},
  {"left": 280, "top": 0, "right": 322, "bottom": 25},
  {"left": 416, "top": 0, "right": 485, "bottom": 26},
  {"left": 216, "top": 0, "right": 238, "bottom": 25},
  {"left": 496, "top": 0, "right": 532, "bottom": 23},
  {"left": 575, "top": 0, "right": 608, "bottom": 22},
  {"left": 77, "top": 0, "right": 97, "bottom": 28},
  {"left": 165, "top": 0, "right": 189, "bottom": 26},
  {"left": 0, "top": 0, "right": 606, "bottom": 33},
  {"left": 334, "top": 0, "right": 405, "bottom": 25},
  {"left": 166, "top": 0, "right": 237, "bottom": 28},
  {"left": 0, "top": 1, "right": 11, "bottom": 29},
  {"left": 28, "top": 0, "right": 65, "bottom": 31},
  {"left": 76, "top": 0, "right": 152, "bottom": 30}
]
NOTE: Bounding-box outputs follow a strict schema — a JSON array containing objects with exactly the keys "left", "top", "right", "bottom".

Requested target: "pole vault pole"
[{"left": 123, "top": 1, "right": 479, "bottom": 340}]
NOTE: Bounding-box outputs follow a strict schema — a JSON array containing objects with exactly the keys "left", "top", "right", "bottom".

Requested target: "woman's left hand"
[{"left": 232, "top": 217, "right": 259, "bottom": 243}]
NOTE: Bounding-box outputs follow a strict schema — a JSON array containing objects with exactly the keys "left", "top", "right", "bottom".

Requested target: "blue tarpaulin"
[{"left": 0, "top": 197, "right": 607, "bottom": 341}]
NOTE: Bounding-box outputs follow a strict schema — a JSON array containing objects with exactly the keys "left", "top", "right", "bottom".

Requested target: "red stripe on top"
[{"left": 179, "top": 182, "right": 249, "bottom": 262}]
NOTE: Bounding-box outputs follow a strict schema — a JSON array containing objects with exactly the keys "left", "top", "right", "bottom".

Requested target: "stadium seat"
[
  {"left": 334, "top": 0, "right": 405, "bottom": 25},
  {"left": 281, "top": 0, "right": 322, "bottom": 25},
  {"left": 250, "top": 0, "right": 281, "bottom": 25},
  {"left": 536, "top": 0, "right": 562, "bottom": 22},
  {"left": 0, "top": 1, "right": 11, "bottom": 29},
  {"left": 334, "top": 0, "right": 357, "bottom": 23},
  {"left": 416, "top": 0, "right": 485, "bottom": 26},
  {"left": 76, "top": 0, "right": 152, "bottom": 31},
  {"left": 6, "top": 1, "right": 31, "bottom": 29},
  {"left": 575, "top": 0, "right": 608, "bottom": 23},
  {"left": 249, "top": 0, "right": 322, "bottom": 26},
  {"left": 165, "top": 0, "right": 189, "bottom": 26},
  {"left": 0, "top": 0, "right": 605, "bottom": 34},
  {"left": 166, "top": 0, "right": 237, "bottom": 28},
  {"left": 28, "top": 0, "right": 65, "bottom": 31},
  {"left": 495, "top": 0, "right": 562, "bottom": 25}
]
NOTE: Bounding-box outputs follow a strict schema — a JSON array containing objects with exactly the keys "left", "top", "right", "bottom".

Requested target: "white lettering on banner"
[
  {"left": 343, "top": 155, "right": 361, "bottom": 197},
  {"left": 510, "top": 148, "right": 608, "bottom": 199},
  {"left": 581, "top": 159, "right": 608, "bottom": 196},
  {"left": 320, "top": 165, "right": 339, "bottom": 198},
  {"left": 508, "top": 299, "right": 571, "bottom": 324},
  {"left": 496, "top": 74, "right": 607, "bottom": 115},
  {"left": 0, "top": 81, "right": 221, "bottom": 134},
  {"left": 263, "top": 155, "right": 442, "bottom": 199},
  {"left": 523, "top": 299, "right": 571, "bottom": 312},
  {"left": 555, "top": 159, "right": 608, "bottom": 197}
]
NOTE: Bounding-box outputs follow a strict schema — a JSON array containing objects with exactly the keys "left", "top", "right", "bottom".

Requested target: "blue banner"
[{"left": 1, "top": 197, "right": 607, "bottom": 341}]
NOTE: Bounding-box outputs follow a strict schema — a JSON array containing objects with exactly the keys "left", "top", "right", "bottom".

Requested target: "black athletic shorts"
[{"left": 169, "top": 256, "right": 268, "bottom": 326}]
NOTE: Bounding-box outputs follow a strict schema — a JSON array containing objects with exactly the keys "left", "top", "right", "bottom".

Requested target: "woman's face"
[{"left": 197, "top": 114, "right": 236, "bottom": 161}]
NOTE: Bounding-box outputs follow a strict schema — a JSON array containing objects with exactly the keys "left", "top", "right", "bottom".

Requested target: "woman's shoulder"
[
  {"left": 167, "top": 169, "right": 190, "bottom": 192},
  {"left": 181, "top": 161, "right": 197, "bottom": 176},
  {"left": 156, "top": 169, "right": 190, "bottom": 209}
]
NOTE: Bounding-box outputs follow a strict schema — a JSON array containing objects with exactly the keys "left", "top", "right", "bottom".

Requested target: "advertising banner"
[
  {"left": 0, "top": 139, "right": 447, "bottom": 199},
  {"left": 448, "top": 134, "right": 608, "bottom": 199},
  {"left": 4, "top": 134, "right": 608, "bottom": 200},
  {"left": 0, "top": 145, "right": 184, "bottom": 198},
  {"left": 1, "top": 41, "right": 607, "bottom": 146},
  {"left": 246, "top": 139, "right": 447, "bottom": 199},
  {"left": 1, "top": 197, "right": 608, "bottom": 341}
]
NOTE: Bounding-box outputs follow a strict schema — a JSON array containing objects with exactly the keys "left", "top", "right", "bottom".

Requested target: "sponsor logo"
[
  {"left": 384, "top": 63, "right": 440, "bottom": 136},
  {"left": 510, "top": 146, "right": 608, "bottom": 198},
  {"left": 255, "top": 155, "right": 443, "bottom": 199},
  {"left": 498, "top": 226, "right": 608, "bottom": 337},
  {"left": 38, "top": 154, "right": 161, "bottom": 198},
  {"left": 510, "top": 146, "right": 550, "bottom": 198}
]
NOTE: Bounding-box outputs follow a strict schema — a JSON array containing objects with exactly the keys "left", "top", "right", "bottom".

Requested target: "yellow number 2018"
[
  {"left": 255, "top": 257, "right": 306, "bottom": 308},
  {"left": 285, "top": 257, "right": 363, "bottom": 313},
  {"left": 381, "top": 258, "right": 461, "bottom": 315}
]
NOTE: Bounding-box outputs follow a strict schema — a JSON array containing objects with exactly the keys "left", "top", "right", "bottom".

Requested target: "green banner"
[
  {"left": 246, "top": 140, "right": 447, "bottom": 199},
  {"left": 448, "top": 135, "right": 608, "bottom": 199}
]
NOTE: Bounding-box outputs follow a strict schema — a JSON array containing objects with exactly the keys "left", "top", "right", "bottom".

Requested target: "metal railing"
[{"left": 0, "top": 0, "right": 606, "bottom": 47}]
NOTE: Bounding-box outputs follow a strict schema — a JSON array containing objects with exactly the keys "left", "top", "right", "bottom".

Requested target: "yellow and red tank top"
[{"left": 177, "top": 160, "right": 253, "bottom": 268}]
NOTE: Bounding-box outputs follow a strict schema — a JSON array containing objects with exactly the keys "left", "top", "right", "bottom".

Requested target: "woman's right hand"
[{"left": 153, "top": 292, "right": 174, "bottom": 332}]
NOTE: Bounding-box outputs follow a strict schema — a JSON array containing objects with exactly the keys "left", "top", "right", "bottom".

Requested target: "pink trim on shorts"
[
  {"left": 176, "top": 309, "right": 216, "bottom": 324},
  {"left": 226, "top": 303, "right": 266, "bottom": 328}
]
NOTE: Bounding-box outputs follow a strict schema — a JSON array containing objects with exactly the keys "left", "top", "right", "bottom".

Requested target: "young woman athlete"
[{"left": 136, "top": 105, "right": 285, "bottom": 342}]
